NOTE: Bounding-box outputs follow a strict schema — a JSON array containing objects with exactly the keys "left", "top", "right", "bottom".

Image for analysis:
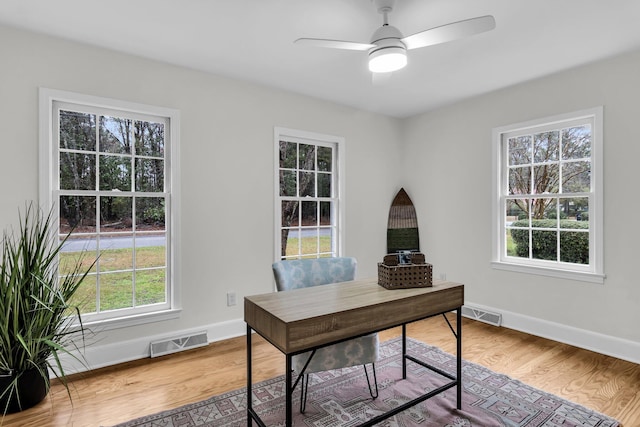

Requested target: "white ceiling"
[{"left": 2, "top": 0, "right": 640, "bottom": 118}]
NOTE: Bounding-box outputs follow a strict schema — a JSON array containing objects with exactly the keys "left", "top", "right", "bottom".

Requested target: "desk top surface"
[
  {"left": 245, "top": 278, "right": 464, "bottom": 353},
  {"left": 245, "top": 278, "right": 462, "bottom": 323}
]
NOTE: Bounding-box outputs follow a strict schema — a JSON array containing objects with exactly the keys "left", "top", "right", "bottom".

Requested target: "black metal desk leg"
[
  {"left": 402, "top": 324, "right": 407, "bottom": 379},
  {"left": 247, "top": 325, "right": 253, "bottom": 426},
  {"left": 457, "top": 308, "right": 462, "bottom": 410},
  {"left": 286, "top": 354, "right": 292, "bottom": 427}
]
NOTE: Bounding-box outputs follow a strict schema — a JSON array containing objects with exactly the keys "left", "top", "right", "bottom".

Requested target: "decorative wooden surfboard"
[{"left": 386, "top": 188, "right": 420, "bottom": 254}]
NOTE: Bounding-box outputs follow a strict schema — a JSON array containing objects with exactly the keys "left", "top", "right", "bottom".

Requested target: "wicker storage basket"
[{"left": 378, "top": 262, "right": 433, "bottom": 289}]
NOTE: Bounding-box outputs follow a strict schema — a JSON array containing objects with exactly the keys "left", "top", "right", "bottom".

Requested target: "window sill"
[
  {"left": 491, "top": 261, "right": 605, "bottom": 284},
  {"left": 77, "top": 308, "right": 182, "bottom": 332}
]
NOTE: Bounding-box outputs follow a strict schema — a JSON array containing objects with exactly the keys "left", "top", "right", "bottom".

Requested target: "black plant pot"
[{"left": 0, "top": 367, "right": 50, "bottom": 413}]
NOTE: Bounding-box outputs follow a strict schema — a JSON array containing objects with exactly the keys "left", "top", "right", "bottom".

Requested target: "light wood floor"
[{"left": 2, "top": 315, "right": 639, "bottom": 426}]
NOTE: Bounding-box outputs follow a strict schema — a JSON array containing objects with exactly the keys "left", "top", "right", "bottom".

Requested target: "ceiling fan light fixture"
[{"left": 368, "top": 47, "right": 407, "bottom": 73}]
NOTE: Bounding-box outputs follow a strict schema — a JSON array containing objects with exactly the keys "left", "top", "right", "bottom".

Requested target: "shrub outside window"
[{"left": 492, "top": 108, "right": 604, "bottom": 283}]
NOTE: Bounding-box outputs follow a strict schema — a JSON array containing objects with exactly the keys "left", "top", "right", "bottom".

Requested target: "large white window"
[
  {"left": 274, "top": 128, "right": 344, "bottom": 260},
  {"left": 491, "top": 107, "right": 604, "bottom": 283},
  {"left": 40, "top": 89, "right": 181, "bottom": 327}
]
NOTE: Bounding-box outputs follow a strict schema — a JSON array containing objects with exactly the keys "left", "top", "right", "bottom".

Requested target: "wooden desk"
[{"left": 245, "top": 278, "right": 464, "bottom": 427}]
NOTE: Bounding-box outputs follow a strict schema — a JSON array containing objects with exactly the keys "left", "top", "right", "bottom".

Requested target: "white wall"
[
  {"left": 0, "top": 24, "right": 402, "bottom": 369},
  {"left": 2, "top": 22, "right": 638, "bottom": 369},
  {"left": 401, "top": 50, "right": 640, "bottom": 363}
]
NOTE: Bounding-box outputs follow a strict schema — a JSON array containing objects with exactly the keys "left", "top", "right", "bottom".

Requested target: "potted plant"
[{"left": 0, "top": 203, "right": 94, "bottom": 414}]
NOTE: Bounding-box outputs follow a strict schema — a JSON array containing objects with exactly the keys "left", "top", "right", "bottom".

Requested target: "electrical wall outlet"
[
  {"left": 439, "top": 273, "right": 446, "bottom": 281},
  {"left": 227, "top": 292, "right": 236, "bottom": 306}
]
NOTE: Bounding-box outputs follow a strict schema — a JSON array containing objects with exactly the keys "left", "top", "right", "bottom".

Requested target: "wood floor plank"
[{"left": 1, "top": 315, "right": 636, "bottom": 426}]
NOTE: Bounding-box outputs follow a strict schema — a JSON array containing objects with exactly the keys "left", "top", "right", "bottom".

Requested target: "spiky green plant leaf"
[{"left": 0, "top": 202, "right": 96, "bottom": 414}]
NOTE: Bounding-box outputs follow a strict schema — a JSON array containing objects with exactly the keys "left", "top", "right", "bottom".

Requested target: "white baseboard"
[
  {"left": 59, "top": 305, "right": 640, "bottom": 376},
  {"left": 465, "top": 301, "right": 640, "bottom": 365},
  {"left": 60, "top": 318, "right": 247, "bottom": 375}
]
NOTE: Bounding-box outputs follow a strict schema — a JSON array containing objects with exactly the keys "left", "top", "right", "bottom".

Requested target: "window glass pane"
[
  {"left": 59, "top": 234, "right": 98, "bottom": 274},
  {"left": 279, "top": 140, "right": 297, "bottom": 169},
  {"left": 543, "top": 198, "right": 558, "bottom": 220},
  {"left": 136, "top": 245, "right": 166, "bottom": 269},
  {"left": 562, "top": 125, "right": 591, "bottom": 160},
  {"left": 531, "top": 198, "right": 557, "bottom": 224},
  {"left": 280, "top": 170, "right": 296, "bottom": 197},
  {"left": 281, "top": 201, "right": 299, "bottom": 227},
  {"left": 508, "top": 166, "right": 530, "bottom": 195},
  {"left": 134, "top": 121, "right": 164, "bottom": 157},
  {"left": 60, "top": 195, "right": 96, "bottom": 234},
  {"left": 533, "top": 164, "right": 559, "bottom": 194},
  {"left": 59, "top": 241, "right": 98, "bottom": 307},
  {"left": 560, "top": 231, "right": 589, "bottom": 264},
  {"left": 301, "top": 229, "right": 319, "bottom": 256},
  {"left": 282, "top": 229, "right": 299, "bottom": 258},
  {"left": 532, "top": 230, "right": 557, "bottom": 261},
  {"left": 135, "top": 198, "right": 165, "bottom": 231},
  {"left": 100, "top": 196, "right": 133, "bottom": 233},
  {"left": 320, "top": 201, "right": 331, "bottom": 226},
  {"left": 100, "top": 241, "right": 133, "bottom": 273},
  {"left": 60, "top": 110, "right": 96, "bottom": 151},
  {"left": 100, "top": 155, "right": 131, "bottom": 191},
  {"left": 506, "top": 199, "right": 528, "bottom": 223},
  {"left": 562, "top": 161, "right": 590, "bottom": 193},
  {"left": 299, "top": 144, "right": 316, "bottom": 170},
  {"left": 135, "top": 158, "right": 164, "bottom": 192},
  {"left": 60, "top": 152, "right": 96, "bottom": 190},
  {"left": 135, "top": 269, "right": 166, "bottom": 306},
  {"left": 318, "top": 172, "right": 331, "bottom": 197},
  {"left": 319, "top": 227, "right": 332, "bottom": 254},
  {"left": 317, "top": 146, "right": 332, "bottom": 172},
  {"left": 299, "top": 171, "right": 315, "bottom": 197},
  {"left": 301, "top": 201, "right": 317, "bottom": 226},
  {"left": 507, "top": 228, "right": 528, "bottom": 258},
  {"left": 71, "top": 274, "right": 97, "bottom": 314},
  {"left": 533, "top": 131, "right": 559, "bottom": 163},
  {"left": 559, "top": 197, "right": 589, "bottom": 222},
  {"left": 508, "top": 135, "right": 531, "bottom": 165},
  {"left": 100, "top": 271, "right": 133, "bottom": 310},
  {"left": 100, "top": 116, "right": 132, "bottom": 154}
]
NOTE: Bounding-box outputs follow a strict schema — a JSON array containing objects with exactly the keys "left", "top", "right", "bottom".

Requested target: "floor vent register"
[
  {"left": 461, "top": 306, "right": 502, "bottom": 327},
  {"left": 150, "top": 331, "right": 209, "bottom": 358}
]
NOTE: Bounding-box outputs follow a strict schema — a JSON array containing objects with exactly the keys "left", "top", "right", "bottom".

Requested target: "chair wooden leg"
[{"left": 363, "top": 363, "right": 379, "bottom": 399}]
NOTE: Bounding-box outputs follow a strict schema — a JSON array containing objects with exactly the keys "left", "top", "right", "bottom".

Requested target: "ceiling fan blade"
[
  {"left": 401, "top": 15, "right": 496, "bottom": 50},
  {"left": 294, "top": 38, "right": 375, "bottom": 51}
]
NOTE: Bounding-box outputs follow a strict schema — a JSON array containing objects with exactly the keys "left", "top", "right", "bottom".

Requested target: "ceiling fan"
[{"left": 294, "top": 0, "right": 495, "bottom": 75}]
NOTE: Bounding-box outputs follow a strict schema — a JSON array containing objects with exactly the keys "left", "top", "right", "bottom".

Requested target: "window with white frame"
[
  {"left": 40, "top": 89, "right": 180, "bottom": 326},
  {"left": 491, "top": 107, "right": 604, "bottom": 283},
  {"left": 275, "top": 128, "right": 344, "bottom": 260}
]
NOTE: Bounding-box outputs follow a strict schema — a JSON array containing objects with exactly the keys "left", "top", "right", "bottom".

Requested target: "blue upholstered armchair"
[{"left": 272, "top": 257, "right": 379, "bottom": 412}]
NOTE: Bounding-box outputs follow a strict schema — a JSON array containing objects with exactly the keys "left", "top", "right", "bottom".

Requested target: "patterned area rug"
[{"left": 111, "top": 337, "right": 619, "bottom": 426}]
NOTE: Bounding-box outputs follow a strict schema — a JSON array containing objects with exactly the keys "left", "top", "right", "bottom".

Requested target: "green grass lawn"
[
  {"left": 506, "top": 230, "right": 516, "bottom": 256},
  {"left": 61, "top": 246, "right": 166, "bottom": 314},
  {"left": 285, "top": 236, "right": 332, "bottom": 258}
]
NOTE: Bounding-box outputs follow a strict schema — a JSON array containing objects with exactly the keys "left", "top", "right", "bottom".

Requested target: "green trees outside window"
[{"left": 58, "top": 108, "right": 168, "bottom": 315}]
